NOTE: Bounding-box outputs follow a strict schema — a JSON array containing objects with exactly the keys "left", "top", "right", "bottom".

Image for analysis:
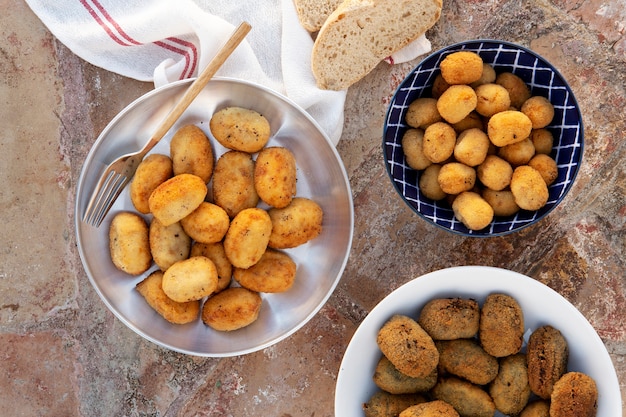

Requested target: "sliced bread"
[
  {"left": 311, "top": 0, "right": 442, "bottom": 90},
  {"left": 293, "top": 0, "right": 344, "bottom": 32}
]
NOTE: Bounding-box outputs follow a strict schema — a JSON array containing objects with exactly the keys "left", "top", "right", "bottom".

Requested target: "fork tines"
[{"left": 83, "top": 171, "right": 129, "bottom": 227}]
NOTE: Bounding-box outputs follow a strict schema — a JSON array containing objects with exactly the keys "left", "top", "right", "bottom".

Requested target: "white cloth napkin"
[{"left": 25, "top": 0, "right": 431, "bottom": 145}]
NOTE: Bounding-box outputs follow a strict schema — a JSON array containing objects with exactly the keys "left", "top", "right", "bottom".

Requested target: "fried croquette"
[
  {"left": 268, "top": 197, "right": 324, "bottom": 249},
  {"left": 437, "top": 85, "right": 478, "bottom": 124},
  {"left": 451, "top": 111, "right": 484, "bottom": 133},
  {"left": 477, "top": 155, "right": 513, "bottom": 191},
  {"left": 474, "top": 83, "right": 511, "bottom": 117},
  {"left": 373, "top": 355, "right": 438, "bottom": 394},
  {"left": 489, "top": 353, "right": 531, "bottom": 415},
  {"left": 440, "top": 51, "right": 484, "bottom": 85},
  {"left": 527, "top": 325, "right": 569, "bottom": 399},
  {"left": 109, "top": 212, "right": 152, "bottom": 275},
  {"left": 136, "top": 270, "right": 200, "bottom": 324},
  {"left": 180, "top": 202, "right": 230, "bottom": 244},
  {"left": 510, "top": 165, "right": 549, "bottom": 211},
  {"left": 452, "top": 191, "right": 494, "bottom": 231},
  {"left": 453, "top": 128, "right": 490, "bottom": 167},
  {"left": 399, "top": 400, "right": 460, "bottom": 417},
  {"left": 470, "top": 63, "right": 496, "bottom": 88},
  {"left": 419, "top": 164, "right": 447, "bottom": 201},
  {"left": 148, "top": 173, "right": 208, "bottom": 226},
  {"left": 209, "top": 106, "right": 271, "bottom": 153},
  {"left": 528, "top": 154, "right": 558, "bottom": 185},
  {"left": 377, "top": 315, "right": 439, "bottom": 378},
  {"left": 436, "top": 339, "right": 499, "bottom": 385},
  {"left": 129, "top": 154, "right": 173, "bottom": 214},
  {"left": 149, "top": 217, "right": 191, "bottom": 271},
  {"left": 162, "top": 256, "right": 219, "bottom": 302},
  {"left": 495, "top": 72, "right": 531, "bottom": 109},
  {"left": 521, "top": 96, "right": 555, "bottom": 129},
  {"left": 431, "top": 73, "right": 451, "bottom": 98},
  {"left": 406, "top": 98, "right": 442, "bottom": 129},
  {"left": 212, "top": 150, "right": 259, "bottom": 218},
  {"left": 254, "top": 146, "right": 297, "bottom": 208},
  {"left": 498, "top": 137, "right": 536, "bottom": 166},
  {"left": 201, "top": 287, "right": 262, "bottom": 331},
  {"left": 487, "top": 110, "right": 533, "bottom": 147},
  {"left": 363, "top": 391, "right": 427, "bottom": 417},
  {"left": 479, "top": 293, "right": 524, "bottom": 357},
  {"left": 233, "top": 248, "right": 296, "bottom": 293},
  {"left": 190, "top": 241, "right": 232, "bottom": 293},
  {"left": 438, "top": 162, "right": 476, "bottom": 195},
  {"left": 418, "top": 298, "right": 480, "bottom": 340},
  {"left": 431, "top": 376, "right": 496, "bottom": 417},
  {"left": 530, "top": 128, "right": 554, "bottom": 155},
  {"left": 481, "top": 189, "right": 520, "bottom": 217},
  {"left": 224, "top": 207, "right": 273, "bottom": 269},
  {"left": 550, "top": 372, "right": 598, "bottom": 417},
  {"left": 402, "top": 129, "right": 432, "bottom": 171},
  {"left": 169, "top": 124, "right": 214, "bottom": 183},
  {"left": 423, "top": 122, "right": 457, "bottom": 163},
  {"left": 519, "top": 400, "right": 550, "bottom": 417}
]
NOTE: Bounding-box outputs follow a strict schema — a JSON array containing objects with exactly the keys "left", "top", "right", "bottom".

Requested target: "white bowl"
[
  {"left": 335, "top": 266, "right": 621, "bottom": 416},
  {"left": 75, "top": 77, "right": 354, "bottom": 357}
]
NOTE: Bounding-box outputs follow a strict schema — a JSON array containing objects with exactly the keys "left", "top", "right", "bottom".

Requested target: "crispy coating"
[
  {"left": 190, "top": 242, "right": 232, "bottom": 293},
  {"left": 452, "top": 191, "right": 494, "bottom": 231},
  {"left": 528, "top": 154, "right": 558, "bottom": 185},
  {"left": 470, "top": 63, "right": 496, "bottom": 88},
  {"left": 148, "top": 173, "right": 207, "bottom": 226},
  {"left": 530, "top": 128, "right": 554, "bottom": 155},
  {"left": 487, "top": 110, "right": 533, "bottom": 147},
  {"left": 419, "top": 164, "right": 447, "bottom": 201},
  {"left": 129, "top": 154, "right": 173, "bottom": 214},
  {"left": 479, "top": 293, "right": 524, "bottom": 357},
  {"left": 162, "top": 256, "right": 218, "bottom": 302},
  {"left": 489, "top": 353, "right": 531, "bottom": 415},
  {"left": 149, "top": 218, "right": 191, "bottom": 271},
  {"left": 376, "top": 315, "right": 439, "bottom": 378},
  {"left": 440, "top": 51, "right": 484, "bottom": 85},
  {"left": 402, "top": 128, "right": 432, "bottom": 171},
  {"left": 180, "top": 202, "right": 230, "bottom": 244},
  {"left": 453, "top": 128, "right": 490, "bottom": 167},
  {"left": 521, "top": 96, "right": 555, "bottom": 129},
  {"left": 474, "top": 83, "right": 511, "bottom": 117},
  {"left": 527, "top": 325, "right": 569, "bottom": 399},
  {"left": 363, "top": 391, "right": 427, "bottom": 417},
  {"left": 481, "top": 189, "right": 520, "bottom": 217},
  {"left": 431, "top": 74, "right": 451, "bottom": 99},
  {"left": 550, "top": 372, "right": 598, "bottom": 417},
  {"left": 437, "top": 85, "right": 478, "bottom": 124},
  {"left": 212, "top": 150, "right": 259, "bottom": 218},
  {"left": 224, "top": 208, "right": 272, "bottom": 269},
  {"left": 373, "top": 355, "right": 437, "bottom": 394},
  {"left": 498, "top": 137, "right": 536, "bottom": 166},
  {"left": 451, "top": 112, "right": 483, "bottom": 133},
  {"left": 477, "top": 155, "right": 513, "bottom": 191},
  {"left": 510, "top": 165, "right": 549, "bottom": 211},
  {"left": 520, "top": 400, "right": 550, "bottom": 417},
  {"left": 436, "top": 339, "right": 499, "bottom": 385},
  {"left": 136, "top": 270, "right": 200, "bottom": 324},
  {"left": 254, "top": 146, "right": 297, "bottom": 208},
  {"left": 268, "top": 197, "right": 323, "bottom": 249},
  {"left": 234, "top": 248, "right": 296, "bottom": 293},
  {"left": 418, "top": 298, "right": 480, "bottom": 340},
  {"left": 209, "top": 106, "right": 271, "bottom": 153},
  {"left": 406, "top": 98, "right": 442, "bottom": 129},
  {"left": 431, "top": 376, "right": 496, "bottom": 417},
  {"left": 170, "top": 124, "right": 214, "bottom": 182},
  {"left": 399, "top": 400, "right": 460, "bottom": 417},
  {"left": 423, "top": 122, "right": 457, "bottom": 163},
  {"left": 438, "top": 162, "right": 476, "bottom": 195},
  {"left": 109, "top": 212, "right": 152, "bottom": 275},
  {"left": 495, "top": 72, "right": 531, "bottom": 109},
  {"left": 201, "top": 287, "right": 262, "bottom": 331}
]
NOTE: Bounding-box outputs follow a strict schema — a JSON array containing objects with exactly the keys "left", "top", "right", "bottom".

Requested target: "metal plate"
[{"left": 75, "top": 77, "right": 354, "bottom": 357}]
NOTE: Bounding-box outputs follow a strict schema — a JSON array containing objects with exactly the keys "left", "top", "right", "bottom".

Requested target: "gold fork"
[{"left": 82, "top": 22, "right": 252, "bottom": 227}]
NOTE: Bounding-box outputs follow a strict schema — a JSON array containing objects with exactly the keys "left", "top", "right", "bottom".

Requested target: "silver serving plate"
[{"left": 75, "top": 77, "right": 354, "bottom": 357}]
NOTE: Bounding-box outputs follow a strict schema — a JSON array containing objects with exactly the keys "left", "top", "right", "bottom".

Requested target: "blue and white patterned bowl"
[{"left": 383, "top": 40, "right": 584, "bottom": 236}]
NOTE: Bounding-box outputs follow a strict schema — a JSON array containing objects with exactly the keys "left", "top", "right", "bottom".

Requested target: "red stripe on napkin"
[{"left": 80, "top": 0, "right": 198, "bottom": 79}]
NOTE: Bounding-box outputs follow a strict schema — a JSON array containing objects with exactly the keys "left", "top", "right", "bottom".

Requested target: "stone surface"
[{"left": 0, "top": 0, "right": 624, "bottom": 415}]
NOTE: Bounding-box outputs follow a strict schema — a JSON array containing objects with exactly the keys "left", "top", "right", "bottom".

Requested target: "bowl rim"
[{"left": 382, "top": 39, "right": 585, "bottom": 237}]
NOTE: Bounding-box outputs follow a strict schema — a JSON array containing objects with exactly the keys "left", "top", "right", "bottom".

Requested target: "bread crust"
[{"left": 311, "top": 0, "right": 442, "bottom": 90}]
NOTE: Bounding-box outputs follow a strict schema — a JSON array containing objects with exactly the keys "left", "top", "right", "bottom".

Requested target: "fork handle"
[{"left": 140, "top": 21, "right": 252, "bottom": 157}]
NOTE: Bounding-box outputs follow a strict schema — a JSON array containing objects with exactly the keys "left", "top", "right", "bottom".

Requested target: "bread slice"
[
  {"left": 293, "top": 0, "right": 344, "bottom": 32},
  {"left": 311, "top": 0, "right": 442, "bottom": 90}
]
